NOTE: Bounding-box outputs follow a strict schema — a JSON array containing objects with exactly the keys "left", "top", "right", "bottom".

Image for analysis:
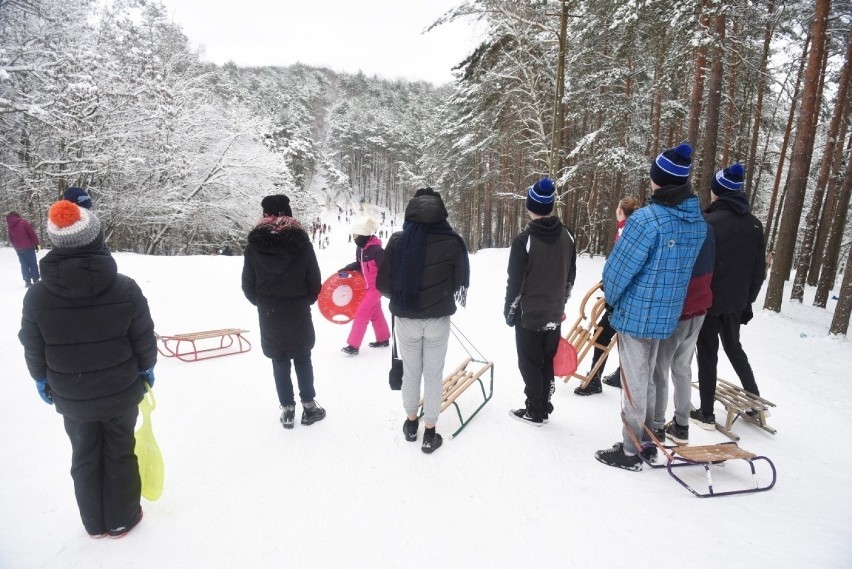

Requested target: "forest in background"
[{"left": 2, "top": 0, "right": 851, "bottom": 332}]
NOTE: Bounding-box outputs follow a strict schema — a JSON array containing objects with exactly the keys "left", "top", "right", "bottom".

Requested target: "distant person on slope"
[
  {"left": 339, "top": 216, "right": 391, "bottom": 355},
  {"left": 377, "top": 188, "right": 469, "bottom": 454},
  {"left": 18, "top": 200, "right": 156, "bottom": 538},
  {"left": 5, "top": 211, "right": 41, "bottom": 287},
  {"left": 242, "top": 194, "right": 325, "bottom": 430}
]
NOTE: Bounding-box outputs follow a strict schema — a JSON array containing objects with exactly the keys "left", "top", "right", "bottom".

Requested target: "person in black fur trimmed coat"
[
  {"left": 241, "top": 194, "right": 325, "bottom": 430},
  {"left": 18, "top": 200, "right": 156, "bottom": 538}
]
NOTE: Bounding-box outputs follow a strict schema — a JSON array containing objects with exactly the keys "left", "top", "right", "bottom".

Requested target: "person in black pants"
[
  {"left": 575, "top": 195, "right": 641, "bottom": 395},
  {"left": 694, "top": 163, "right": 765, "bottom": 429},
  {"left": 19, "top": 200, "right": 156, "bottom": 538},
  {"left": 505, "top": 178, "right": 577, "bottom": 425}
]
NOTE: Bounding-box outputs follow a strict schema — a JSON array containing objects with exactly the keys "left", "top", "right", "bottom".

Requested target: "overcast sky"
[{"left": 157, "top": 0, "right": 483, "bottom": 85}]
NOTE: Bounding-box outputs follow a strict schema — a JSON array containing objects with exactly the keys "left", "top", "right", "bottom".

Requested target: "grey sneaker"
[
  {"left": 280, "top": 405, "right": 296, "bottom": 429},
  {"left": 301, "top": 400, "right": 326, "bottom": 425}
]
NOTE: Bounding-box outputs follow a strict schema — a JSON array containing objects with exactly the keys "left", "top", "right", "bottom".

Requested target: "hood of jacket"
[
  {"left": 650, "top": 183, "right": 703, "bottom": 223},
  {"left": 247, "top": 225, "right": 311, "bottom": 275},
  {"left": 404, "top": 194, "right": 448, "bottom": 225},
  {"left": 39, "top": 248, "right": 118, "bottom": 299},
  {"left": 527, "top": 216, "right": 565, "bottom": 244},
  {"left": 706, "top": 191, "right": 751, "bottom": 216}
]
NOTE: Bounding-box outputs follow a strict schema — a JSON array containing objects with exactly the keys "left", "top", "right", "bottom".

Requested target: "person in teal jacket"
[{"left": 595, "top": 143, "right": 706, "bottom": 472}]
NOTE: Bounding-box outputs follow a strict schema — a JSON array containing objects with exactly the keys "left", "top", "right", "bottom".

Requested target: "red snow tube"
[{"left": 318, "top": 271, "right": 367, "bottom": 324}]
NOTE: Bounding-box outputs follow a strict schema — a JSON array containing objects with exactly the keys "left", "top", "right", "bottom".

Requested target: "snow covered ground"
[{"left": 1, "top": 213, "right": 851, "bottom": 568}]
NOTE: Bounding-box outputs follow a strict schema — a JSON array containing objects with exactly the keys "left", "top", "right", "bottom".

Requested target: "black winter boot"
[
  {"left": 421, "top": 427, "right": 443, "bottom": 454},
  {"left": 574, "top": 371, "right": 602, "bottom": 396}
]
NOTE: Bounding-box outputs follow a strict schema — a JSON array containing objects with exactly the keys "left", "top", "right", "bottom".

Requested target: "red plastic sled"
[
  {"left": 318, "top": 271, "right": 366, "bottom": 324},
  {"left": 553, "top": 336, "right": 578, "bottom": 376}
]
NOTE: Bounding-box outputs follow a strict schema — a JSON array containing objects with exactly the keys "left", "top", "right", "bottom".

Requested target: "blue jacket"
[{"left": 602, "top": 184, "right": 707, "bottom": 339}]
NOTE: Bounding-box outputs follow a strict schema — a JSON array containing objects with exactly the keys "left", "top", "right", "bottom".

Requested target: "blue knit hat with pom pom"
[
  {"left": 711, "top": 163, "right": 745, "bottom": 195},
  {"left": 526, "top": 178, "right": 556, "bottom": 215},
  {"left": 649, "top": 144, "right": 693, "bottom": 188}
]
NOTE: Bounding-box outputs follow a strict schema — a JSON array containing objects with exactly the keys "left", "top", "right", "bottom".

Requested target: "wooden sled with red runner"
[{"left": 156, "top": 328, "right": 251, "bottom": 362}]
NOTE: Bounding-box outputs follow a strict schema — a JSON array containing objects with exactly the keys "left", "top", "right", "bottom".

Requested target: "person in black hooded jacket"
[
  {"left": 693, "top": 163, "right": 766, "bottom": 429},
  {"left": 18, "top": 200, "right": 156, "bottom": 538},
  {"left": 242, "top": 194, "right": 325, "bottom": 430},
  {"left": 505, "top": 178, "right": 577, "bottom": 426},
  {"left": 376, "top": 188, "right": 469, "bottom": 454}
]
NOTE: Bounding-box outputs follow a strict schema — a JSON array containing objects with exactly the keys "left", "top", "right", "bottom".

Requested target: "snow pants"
[
  {"left": 63, "top": 409, "right": 141, "bottom": 536},
  {"left": 272, "top": 354, "right": 316, "bottom": 407},
  {"left": 396, "top": 316, "right": 450, "bottom": 426},
  {"left": 618, "top": 334, "right": 659, "bottom": 455},
  {"left": 347, "top": 289, "right": 389, "bottom": 348},
  {"left": 652, "top": 315, "right": 705, "bottom": 429},
  {"left": 514, "top": 324, "right": 561, "bottom": 415},
  {"left": 696, "top": 312, "right": 759, "bottom": 416},
  {"left": 16, "top": 248, "right": 39, "bottom": 284}
]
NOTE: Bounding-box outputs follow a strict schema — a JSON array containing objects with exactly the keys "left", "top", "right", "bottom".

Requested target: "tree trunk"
[
  {"left": 764, "top": 35, "right": 810, "bottom": 245},
  {"left": 549, "top": 0, "right": 569, "bottom": 179},
  {"left": 687, "top": 2, "right": 710, "bottom": 149},
  {"left": 698, "top": 9, "right": 726, "bottom": 206},
  {"left": 744, "top": 0, "right": 776, "bottom": 203},
  {"left": 829, "top": 243, "right": 852, "bottom": 335},
  {"left": 791, "top": 32, "right": 852, "bottom": 301},
  {"left": 721, "top": 17, "right": 739, "bottom": 165},
  {"left": 764, "top": 0, "right": 831, "bottom": 312},
  {"left": 809, "top": 119, "right": 852, "bottom": 284},
  {"left": 815, "top": 147, "right": 852, "bottom": 308}
]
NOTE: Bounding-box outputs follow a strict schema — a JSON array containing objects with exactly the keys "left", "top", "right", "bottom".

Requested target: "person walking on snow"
[
  {"left": 505, "top": 177, "right": 577, "bottom": 425},
  {"left": 339, "top": 216, "right": 391, "bottom": 355},
  {"left": 377, "top": 188, "right": 469, "bottom": 454},
  {"left": 693, "top": 163, "right": 765, "bottom": 429},
  {"left": 242, "top": 194, "right": 325, "bottom": 430},
  {"left": 6, "top": 211, "right": 40, "bottom": 287},
  {"left": 18, "top": 200, "right": 156, "bottom": 538},
  {"left": 595, "top": 144, "right": 706, "bottom": 471}
]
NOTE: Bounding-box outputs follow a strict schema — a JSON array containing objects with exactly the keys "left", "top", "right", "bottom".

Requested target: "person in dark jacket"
[
  {"left": 596, "top": 144, "right": 706, "bottom": 471},
  {"left": 693, "top": 163, "right": 765, "bottom": 429},
  {"left": 339, "top": 215, "right": 390, "bottom": 355},
  {"left": 505, "top": 178, "right": 577, "bottom": 425},
  {"left": 6, "top": 211, "right": 41, "bottom": 287},
  {"left": 242, "top": 194, "right": 325, "bottom": 430},
  {"left": 18, "top": 200, "right": 156, "bottom": 538},
  {"left": 376, "top": 188, "right": 469, "bottom": 454}
]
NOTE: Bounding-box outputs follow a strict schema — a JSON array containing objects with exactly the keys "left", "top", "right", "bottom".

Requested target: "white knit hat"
[
  {"left": 47, "top": 201, "right": 102, "bottom": 248},
  {"left": 351, "top": 216, "right": 379, "bottom": 236}
]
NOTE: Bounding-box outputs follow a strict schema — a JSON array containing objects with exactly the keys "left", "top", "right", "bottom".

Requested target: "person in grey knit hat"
[{"left": 19, "top": 200, "right": 156, "bottom": 538}]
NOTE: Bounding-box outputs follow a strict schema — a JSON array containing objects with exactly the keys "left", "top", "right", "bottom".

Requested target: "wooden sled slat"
[
  {"left": 156, "top": 328, "right": 251, "bottom": 362},
  {"left": 562, "top": 283, "right": 617, "bottom": 388},
  {"left": 692, "top": 378, "right": 777, "bottom": 438}
]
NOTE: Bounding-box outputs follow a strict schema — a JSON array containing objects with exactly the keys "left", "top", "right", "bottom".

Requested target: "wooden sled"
[
  {"left": 156, "top": 328, "right": 251, "bottom": 362},
  {"left": 562, "top": 282, "right": 617, "bottom": 387},
  {"left": 419, "top": 324, "right": 494, "bottom": 438},
  {"left": 692, "top": 378, "right": 777, "bottom": 441}
]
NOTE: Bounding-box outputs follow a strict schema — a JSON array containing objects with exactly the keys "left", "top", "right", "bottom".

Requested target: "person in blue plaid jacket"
[{"left": 595, "top": 143, "right": 707, "bottom": 472}]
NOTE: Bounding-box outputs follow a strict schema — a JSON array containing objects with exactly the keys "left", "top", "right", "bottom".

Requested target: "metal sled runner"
[
  {"left": 420, "top": 323, "right": 494, "bottom": 438},
  {"left": 156, "top": 328, "right": 251, "bottom": 362}
]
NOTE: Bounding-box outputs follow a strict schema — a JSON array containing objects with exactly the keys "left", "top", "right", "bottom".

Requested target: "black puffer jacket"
[
  {"left": 505, "top": 216, "right": 577, "bottom": 331},
  {"left": 18, "top": 248, "right": 157, "bottom": 422},
  {"left": 376, "top": 194, "right": 468, "bottom": 319},
  {"left": 242, "top": 223, "right": 321, "bottom": 358},
  {"left": 704, "top": 193, "right": 765, "bottom": 315}
]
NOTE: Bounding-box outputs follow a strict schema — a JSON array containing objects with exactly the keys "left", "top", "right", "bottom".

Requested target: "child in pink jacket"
[{"left": 340, "top": 217, "right": 390, "bottom": 355}]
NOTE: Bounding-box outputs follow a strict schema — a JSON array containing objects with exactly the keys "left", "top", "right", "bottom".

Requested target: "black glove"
[{"left": 741, "top": 304, "right": 754, "bottom": 325}]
